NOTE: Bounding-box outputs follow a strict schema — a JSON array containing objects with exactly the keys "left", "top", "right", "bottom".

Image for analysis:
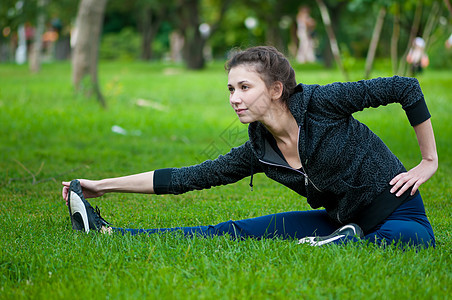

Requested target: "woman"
[{"left": 63, "top": 46, "right": 438, "bottom": 247}]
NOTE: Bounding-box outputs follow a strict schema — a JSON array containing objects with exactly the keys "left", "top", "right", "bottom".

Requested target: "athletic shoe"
[
  {"left": 67, "top": 179, "right": 110, "bottom": 233},
  {"left": 298, "top": 223, "right": 364, "bottom": 246}
]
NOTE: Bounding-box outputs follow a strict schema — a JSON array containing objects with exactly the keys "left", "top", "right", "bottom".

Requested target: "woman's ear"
[{"left": 271, "top": 81, "right": 283, "bottom": 100}]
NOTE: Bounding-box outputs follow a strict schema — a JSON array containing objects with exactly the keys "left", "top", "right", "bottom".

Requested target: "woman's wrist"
[
  {"left": 95, "top": 178, "right": 114, "bottom": 194},
  {"left": 422, "top": 153, "right": 438, "bottom": 163},
  {"left": 422, "top": 155, "right": 438, "bottom": 172}
]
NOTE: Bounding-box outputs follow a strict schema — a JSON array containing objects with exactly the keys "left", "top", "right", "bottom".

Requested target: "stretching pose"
[{"left": 62, "top": 46, "right": 438, "bottom": 247}]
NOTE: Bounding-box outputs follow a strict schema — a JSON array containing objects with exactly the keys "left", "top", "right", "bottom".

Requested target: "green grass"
[{"left": 0, "top": 60, "right": 451, "bottom": 299}]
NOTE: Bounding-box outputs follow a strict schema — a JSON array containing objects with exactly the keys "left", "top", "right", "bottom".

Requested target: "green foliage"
[
  {"left": 99, "top": 27, "right": 141, "bottom": 60},
  {"left": 427, "top": 27, "right": 452, "bottom": 69},
  {"left": 0, "top": 61, "right": 451, "bottom": 298},
  {"left": 2, "top": 0, "right": 450, "bottom": 70}
]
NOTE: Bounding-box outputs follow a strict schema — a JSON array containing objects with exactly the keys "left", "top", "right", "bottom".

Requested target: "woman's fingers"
[
  {"left": 390, "top": 172, "right": 406, "bottom": 194},
  {"left": 62, "top": 181, "right": 73, "bottom": 204},
  {"left": 62, "top": 184, "right": 69, "bottom": 204},
  {"left": 397, "top": 176, "right": 419, "bottom": 196},
  {"left": 389, "top": 161, "right": 435, "bottom": 196}
]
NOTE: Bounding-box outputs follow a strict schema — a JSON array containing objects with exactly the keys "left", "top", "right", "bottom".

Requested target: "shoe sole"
[{"left": 68, "top": 183, "right": 90, "bottom": 233}]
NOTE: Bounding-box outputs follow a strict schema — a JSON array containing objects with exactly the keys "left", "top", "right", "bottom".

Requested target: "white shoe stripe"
[
  {"left": 340, "top": 225, "right": 356, "bottom": 234},
  {"left": 70, "top": 191, "right": 90, "bottom": 233},
  {"left": 314, "top": 234, "right": 344, "bottom": 246}
]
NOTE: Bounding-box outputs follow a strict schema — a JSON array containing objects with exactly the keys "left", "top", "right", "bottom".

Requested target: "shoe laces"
[
  {"left": 90, "top": 205, "right": 111, "bottom": 227},
  {"left": 95, "top": 206, "right": 111, "bottom": 224}
]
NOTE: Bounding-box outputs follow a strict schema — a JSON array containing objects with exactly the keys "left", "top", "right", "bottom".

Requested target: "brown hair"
[{"left": 225, "top": 46, "right": 297, "bottom": 105}]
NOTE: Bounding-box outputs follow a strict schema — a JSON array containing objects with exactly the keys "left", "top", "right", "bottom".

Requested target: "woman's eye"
[
  {"left": 228, "top": 87, "right": 234, "bottom": 93},
  {"left": 242, "top": 85, "right": 249, "bottom": 90}
]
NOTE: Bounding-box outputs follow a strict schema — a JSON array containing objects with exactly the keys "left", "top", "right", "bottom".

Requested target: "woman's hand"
[
  {"left": 62, "top": 179, "right": 105, "bottom": 205},
  {"left": 390, "top": 118, "right": 438, "bottom": 197},
  {"left": 389, "top": 158, "right": 438, "bottom": 197},
  {"left": 62, "top": 171, "right": 156, "bottom": 205}
]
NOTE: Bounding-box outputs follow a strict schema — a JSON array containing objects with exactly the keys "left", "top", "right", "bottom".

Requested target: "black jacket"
[{"left": 154, "top": 76, "right": 430, "bottom": 230}]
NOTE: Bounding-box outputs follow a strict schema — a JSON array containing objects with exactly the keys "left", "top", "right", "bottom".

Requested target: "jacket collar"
[{"left": 248, "top": 83, "right": 312, "bottom": 161}]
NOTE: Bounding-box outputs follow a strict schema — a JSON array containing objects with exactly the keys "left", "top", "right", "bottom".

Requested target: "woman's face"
[{"left": 227, "top": 65, "right": 273, "bottom": 124}]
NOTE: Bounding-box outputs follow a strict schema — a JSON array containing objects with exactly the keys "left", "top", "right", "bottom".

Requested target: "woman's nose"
[{"left": 230, "top": 92, "right": 241, "bottom": 104}]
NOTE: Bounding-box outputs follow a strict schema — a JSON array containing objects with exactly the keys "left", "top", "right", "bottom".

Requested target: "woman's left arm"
[{"left": 389, "top": 118, "right": 438, "bottom": 196}]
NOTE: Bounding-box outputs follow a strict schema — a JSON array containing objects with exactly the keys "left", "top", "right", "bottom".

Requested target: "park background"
[{"left": 1, "top": 0, "right": 451, "bottom": 299}]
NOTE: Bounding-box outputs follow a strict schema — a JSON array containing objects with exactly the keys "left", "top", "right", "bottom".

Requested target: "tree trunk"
[
  {"left": 316, "top": 0, "right": 348, "bottom": 80},
  {"left": 364, "top": 7, "right": 386, "bottom": 79},
  {"left": 139, "top": 5, "right": 164, "bottom": 61},
  {"left": 184, "top": 26, "right": 205, "bottom": 70},
  {"left": 398, "top": 0, "right": 422, "bottom": 75},
  {"left": 179, "top": 0, "right": 231, "bottom": 70},
  {"left": 266, "top": 20, "right": 284, "bottom": 50},
  {"left": 263, "top": 4, "right": 284, "bottom": 50},
  {"left": 140, "top": 7, "right": 153, "bottom": 61},
  {"left": 391, "top": 3, "right": 400, "bottom": 74},
  {"left": 444, "top": 0, "right": 452, "bottom": 15},
  {"left": 178, "top": 0, "right": 204, "bottom": 69},
  {"left": 72, "top": 0, "right": 108, "bottom": 107},
  {"left": 29, "top": 0, "right": 47, "bottom": 73},
  {"left": 422, "top": 1, "right": 440, "bottom": 50}
]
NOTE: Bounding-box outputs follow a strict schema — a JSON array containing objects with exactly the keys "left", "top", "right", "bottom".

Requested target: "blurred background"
[{"left": 1, "top": 0, "right": 451, "bottom": 105}]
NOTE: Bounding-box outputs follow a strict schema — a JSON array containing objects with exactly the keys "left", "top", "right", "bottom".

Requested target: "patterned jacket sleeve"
[
  {"left": 153, "top": 141, "right": 262, "bottom": 194},
  {"left": 308, "top": 76, "right": 430, "bottom": 126}
]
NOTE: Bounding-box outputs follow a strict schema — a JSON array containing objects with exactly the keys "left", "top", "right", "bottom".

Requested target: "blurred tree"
[
  {"left": 176, "top": 0, "right": 231, "bottom": 69},
  {"left": 316, "top": 0, "right": 349, "bottom": 79},
  {"left": 241, "top": 0, "right": 284, "bottom": 49},
  {"left": 102, "top": 0, "right": 173, "bottom": 60},
  {"left": 0, "top": 0, "right": 36, "bottom": 36},
  {"left": 0, "top": 0, "right": 36, "bottom": 63},
  {"left": 0, "top": 0, "right": 77, "bottom": 63},
  {"left": 1, "top": 0, "right": 448, "bottom": 73},
  {"left": 393, "top": 0, "right": 444, "bottom": 75},
  {"left": 390, "top": 2, "right": 400, "bottom": 74},
  {"left": 72, "top": 0, "right": 108, "bottom": 107},
  {"left": 364, "top": 6, "right": 386, "bottom": 78},
  {"left": 348, "top": 0, "right": 390, "bottom": 79},
  {"left": 237, "top": 0, "right": 307, "bottom": 51},
  {"left": 137, "top": 0, "right": 170, "bottom": 60},
  {"left": 29, "top": 0, "right": 47, "bottom": 72},
  {"left": 421, "top": 1, "right": 441, "bottom": 50},
  {"left": 206, "top": 1, "right": 260, "bottom": 55},
  {"left": 445, "top": 0, "right": 452, "bottom": 14},
  {"left": 178, "top": 0, "right": 203, "bottom": 69}
]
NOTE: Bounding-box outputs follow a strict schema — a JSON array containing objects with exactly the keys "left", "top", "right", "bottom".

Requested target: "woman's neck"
[{"left": 261, "top": 104, "right": 299, "bottom": 145}]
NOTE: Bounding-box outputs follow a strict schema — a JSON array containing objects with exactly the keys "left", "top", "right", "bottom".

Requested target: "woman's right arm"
[
  {"left": 62, "top": 171, "right": 155, "bottom": 203},
  {"left": 62, "top": 141, "right": 261, "bottom": 202}
]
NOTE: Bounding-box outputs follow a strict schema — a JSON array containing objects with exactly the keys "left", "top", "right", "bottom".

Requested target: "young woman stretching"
[{"left": 62, "top": 46, "right": 438, "bottom": 247}]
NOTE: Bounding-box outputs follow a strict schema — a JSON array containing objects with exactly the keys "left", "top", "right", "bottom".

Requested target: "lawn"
[{"left": 0, "top": 60, "right": 450, "bottom": 299}]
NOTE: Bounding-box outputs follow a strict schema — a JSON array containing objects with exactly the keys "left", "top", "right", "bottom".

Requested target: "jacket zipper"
[
  {"left": 296, "top": 126, "right": 310, "bottom": 187},
  {"left": 258, "top": 126, "right": 323, "bottom": 192}
]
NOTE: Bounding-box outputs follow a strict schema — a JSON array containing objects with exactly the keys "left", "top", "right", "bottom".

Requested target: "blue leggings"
[{"left": 113, "top": 193, "right": 435, "bottom": 248}]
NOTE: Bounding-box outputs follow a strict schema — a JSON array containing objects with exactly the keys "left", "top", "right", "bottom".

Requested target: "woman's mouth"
[{"left": 235, "top": 108, "right": 247, "bottom": 115}]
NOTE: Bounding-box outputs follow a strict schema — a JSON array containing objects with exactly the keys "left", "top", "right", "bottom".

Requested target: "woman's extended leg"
[
  {"left": 112, "top": 193, "right": 435, "bottom": 248},
  {"left": 112, "top": 209, "right": 339, "bottom": 240}
]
